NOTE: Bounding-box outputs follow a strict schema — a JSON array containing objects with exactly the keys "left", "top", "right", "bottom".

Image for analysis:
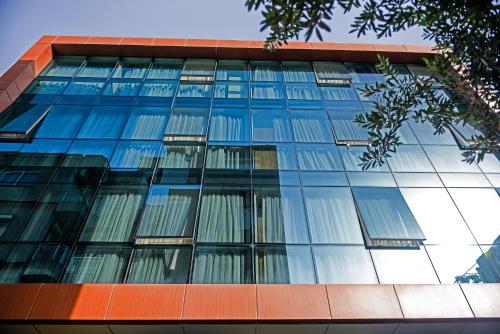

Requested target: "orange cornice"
[{"left": 0, "top": 35, "right": 436, "bottom": 113}]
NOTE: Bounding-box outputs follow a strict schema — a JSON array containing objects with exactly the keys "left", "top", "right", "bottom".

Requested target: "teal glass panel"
[
  {"left": 146, "top": 58, "right": 182, "bottom": 79},
  {"left": 76, "top": 57, "right": 117, "bottom": 78},
  {"left": 41, "top": 56, "right": 85, "bottom": 77},
  {"left": 112, "top": 58, "right": 150, "bottom": 79}
]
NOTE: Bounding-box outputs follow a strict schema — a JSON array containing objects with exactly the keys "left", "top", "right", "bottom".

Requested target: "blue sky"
[{"left": 0, "top": 0, "right": 426, "bottom": 75}]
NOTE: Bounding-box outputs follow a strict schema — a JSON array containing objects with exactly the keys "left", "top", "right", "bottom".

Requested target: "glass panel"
[
  {"left": 251, "top": 83, "right": 285, "bottom": 99},
  {"left": 209, "top": 108, "right": 250, "bottom": 142},
  {"left": 197, "top": 187, "right": 251, "bottom": 243},
  {"left": 176, "top": 83, "right": 212, "bottom": 98},
  {"left": 0, "top": 104, "right": 50, "bottom": 139},
  {"left": 439, "top": 173, "right": 491, "bottom": 187},
  {"left": 313, "top": 245, "right": 378, "bottom": 283},
  {"left": 121, "top": 107, "right": 169, "bottom": 140},
  {"left": 127, "top": 247, "right": 191, "bottom": 283},
  {"left": 423, "top": 145, "right": 481, "bottom": 173},
  {"left": 409, "top": 120, "right": 457, "bottom": 145},
  {"left": 320, "top": 86, "right": 359, "bottom": 100},
  {"left": 340, "top": 146, "right": 389, "bottom": 172},
  {"left": 478, "top": 152, "right": 500, "bottom": 173},
  {"left": 192, "top": 246, "right": 252, "bottom": 283},
  {"left": 252, "top": 109, "right": 292, "bottom": 142},
  {"left": 62, "top": 140, "right": 116, "bottom": 168},
  {"left": 146, "top": 58, "right": 182, "bottom": 79},
  {"left": 158, "top": 144, "right": 204, "bottom": 169},
  {"left": 165, "top": 108, "right": 208, "bottom": 136},
  {"left": 479, "top": 245, "right": 500, "bottom": 282},
  {"left": 206, "top": 146, "right": 250, "bottom": 170},
  {"left": 76, "top": 57, "right": 117, "bottom": 78},
  {"left": 21, "top": 244, "right": 70, "bottom": 283},
  {"left": 303, "top": 187, "right": 363, "bottom": 244},
  {"left": 110, "top": 141, "right": 160, "bottom": 169},
  {"left": 63, "top": 81, "right": 105, "bottom": 95},
  {"left": 371, "top": 248, "right": 439, "bottom": 283},
  {"left": 296, "top": 144, "right": 343, "bottom": 171},
  {"left": 139, "top": 81, "right": 177, "bottom": 97},
  {"left": 214, "top": 82, "right": 249, "bottom": 99},
  {"left": 347, "top": 172, "right": 397, "bottom": 187},
  {"left": 256, "top": 246, "right": 315, "bottom": 283},
  {"left": 313, "top": 62, "right": 350, "bottom": 80},
  {"left": 286, "top": 84, "right": 321, "bottom": 100},
  {"left": 77, "top": 106, "right": 130, "bottom": 139},
  {"left": 0, "top": 244, "right": 35, "bottom": 282},
  {"left": 254, "top": 187, "right": 309, "bottom": 244},
  {"left": 251, "top": 61, "right": 282, "bottom": 81},
  {"left": 252, "top": 144, "right": 297, "bottom": 170},
  {"left": 62, "top": 246, "right": 130, "bottom": 283},
  {"left": 387, "top": 145, "right": 434, "bottom": 172},
  {"left": 42, "top": 56, "right": 84, "bottom": 77},
  {"left": 291, "top": 111, "right": 334, "bottom": 143},
  {"left": 448, "top": 188, "right": 500, "bottom": 245},
  {"left": 282, "top": 61, "right": 315, "bottom": 82},
  {"left": 14, "top": 139, "right": 70, "bottom": 167},
  {"left": 345, "top": 63, "right": 383, "bottom": 83},
  {"left": 400, "top": 188, "right": 476, "bottom": 245},
  {"left": 426, "top": 245, "right": 486, "bottom": 283},
  {"left": 301, "top": 171, "right": 349, "bottom": 186},
  {"left": 393, "top": 172, "right": 443, "bottom": 187},
  {"left": 181, "top": 59, "right": 215, "bottom": 78},
  {"left": 35, "top": 105, "right": 89, "bottom": 139},
  {"left": 352, "top": 187, "right": 425, "bottom": 241},
  {"left": 80, "top": 185, "right": 147, "bottom": 242},
  {"left": 137, "top": 185, "right": 199, "bottom": 237},
  {"left": 328, "top": 110, "right": 369, "bottom": 143},
  {"left": 26, "top": 79, "right": 68, "bottom": 95},
  {"left": 216, "top": 60, "right": 248, "bottom": 81},
  {"left": 112, "top": 58, "right": 150, "bottom": 79},
  {"left": 102, "top": 81, "right": 140, "bottom": 96}
]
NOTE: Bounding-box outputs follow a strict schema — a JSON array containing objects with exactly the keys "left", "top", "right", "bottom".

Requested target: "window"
[
  {"left": 110, "top": 141, "right": 160, "bottom": 169},
  {"left": 339, "top": 146, "right": 389, "bottom": 172},
  {"left": 164, "top": 108, "right": 208, "bottom": 138},
  {"left": 0, "top": 104, "right": 50, "bottom": 140},
  {"left": 13, "top": 139, "right": 71, "bottom": 167},
  {"left": 209, "top": 108, "right": 250, "bottom": 142},
  {"left": 197, "top": 187, "right": 251, "bottom": 243},
  {"left": 77, "top": 106, "right": 130, "bottom": 139},
  {"left": 216, "top": 60, "right": 248, "bottom": 81},
  {"left": 407, "top": 64, "right": 442, "bottom": 83},
  {"left": 62, "top": 140, "right": 116, "bottom": 168},
  {"left": 303, "top": 187, "right": 363, "bottom": 244},
  {"left": 320, "top": 86, "right": 359, "bottom": 101},
  {"left": 296, "top": 144, "right": 343, "bottom": 171},
  {"left": 251, "top": 61, "right": 282, "bottom": 81},
  {"left": 63, "top": 80, "right": 105, "bottom": 95},
  {"left": 146, "top": 58, "right": 182, "bottom": 80},
  {"left": 21, "top": 244, "right": 70, "bottom": 283},
  {"left": 214, "top": 82, "right": 249, "bottom": 99},
  {"left": 76, "top": 57, "right": 117, "bottom": 78},
  {"left": 137, "top": 185, "right": 199, "bottom": 237},
  {"left": 180, "top": 59, "right": 215, "bottom": 82},
  {"left": 206, "top": 146, "right": 250, "bottom": 170},
  {"left": 176, "top": 83, "right": 213, "bottom": 98},
  {"left": 0, "top": 244, "right": 36, "bottom": 282},
  {"left": 256, "top": 246, "right": 315, "bottom": 283},
  {"left": 313, "top": 62, "right": 351, "bottom": 85},
  {"left": 252, "top": 144, "right": 297, "bottom": 170},
  {"left": 426, "top": 245, "right": 486, "bottom": 283},
  {"left": 127, "top": 247, "right": 191, "bottom": 283},
  {"left": 254, "top": 187, "right": 309, "bottom": 244},
  {"left": 329, "top": 110, "right": 370, "bottom": 144},
  {"left": 313, "top": 245, "right": 378, "bottom": 283},
  {"left": 386, "top": 145, "right": 434, "bottom": 172},
  {"left": 408, "top": 120, "right": 457, "bottom": 145},
  {"left": 35, "top": 105, "right": 89, "bottom": 139},
  {"left": 352, "top": 187, "right": 425, "bottom": 247},
  {"left": 62, "top": 246, "right": 131, "bottom": 283},
  {"left": 252, "top": 109, "right": 292, "bottom": 142},
  {"left": 290, "top": 110, "right": 334, "bottom": 143},
  {"left": 101, "top": 81, "right": 141, "bottom": 96},
  {"left": 251, "top": 82, "right": 285, "bottom": 99},
  {"left": 282, "top": 61, "right": 315, "bottom": 82},
  {"left": 121, "top": 107, "right": 169, "bottom": 140},
  {"left": 79, "top": 185, "right": 147, "bottom": 242},
  {"left": 112, "top": 58, "right": 150, "bottom": 79},
  {"left": 26, "top": 79, "right": 68, "bottom": 95},
  {"left": 139, "top": 81, "right": 177, "bottom": 97},
  {"left": 285, "top": 83, "right": 321, "bottom": 100},
  {"left": 192, "top": 246, "right": 252, "bottom": 283},
  {"left": 42, "top": 56, "right": 85, "bottom": 77},
  {"left": 345, "top": 63, "right": 383, "bottom": 83},
  {"left": 157, "top": 144, "right": 204, "bottom": 169},
  {"left": 423, "top": 145, "right": 481, "bottom": 173}
]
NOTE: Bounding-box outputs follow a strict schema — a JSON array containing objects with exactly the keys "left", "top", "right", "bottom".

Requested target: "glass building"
[{"left": 0, "top": 36, "right": 498, "bottom": 334}]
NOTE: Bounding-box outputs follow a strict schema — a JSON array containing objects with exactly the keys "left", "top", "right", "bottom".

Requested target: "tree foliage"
[{"left": 246, "top": 0, "right": 500, "bottom": 167}]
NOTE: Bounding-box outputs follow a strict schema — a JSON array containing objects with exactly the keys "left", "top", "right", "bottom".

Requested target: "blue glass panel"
[
  {"left": 256, "top": 246, "right": 316, "bottom": 284},
  {"left": 251, "top": 82, "right": 285, "bottom": 99},
  {"left": 63, "top": 80, "right": 105, "bottom": 95},
  {"left": 209, "top": 108, "right": 250, "bottom": 142},
  {"left": 14, "top": 139, "right": 71, "bottom": 167},
  {"left": 290, "top": 110, "right": 334, "bottom": 143},
  {"left": 328, "top": 110, "right": 369, "bottom": 142},
  {"left": 320, "top": 86, "right": 359, "bottom": 101},
  {"left": 216, "top": 60, "right": 248, "bottom": 81},
  {"left": 300, "top": 171, "right": 349, "bottom": 186},
  {"left": 253, "top": 144, "right": 297, "bottom": 170},
  {"left": 345, "top": 63, "right": 383, "bottom": 83},
  {"left": 409, "top": 120, "right": 457, "bottom": 145},
  {"left": 296, "top": 144, "right": 343, "bottom": 171},
  {"left": 206, "top": 146, "right": 250, "bottom": 170},
  {"left": 282, "top": 61, "right": 315, "bottom": 82},
  {"left": 393, "top": 172, "right": 443, "bottom": 187},
  {"left": 423, "top": 145, "right": 481, "bottom": 173},
  {"left": 285, "top": 83, "right": 321, "bottom": 100},
  {"left": 478, "top": 152, "right": 500, "bottom": 173},
  {"left": 77, "top": 106, "right": 130, "bottom": 139},
  {"left": 386, "top": 145, "right": 434, "bottom": 172},
  {"left": 110, "top": 141, "right": 160, "bottom": 169},
  {"left": 139, "top": 81, "right": 177, "bottom": 97},
  {"left": 112, "top": 58, "right": 150, "bottom": 79},
  {"left": 439, "top": 173, "right": 491, "bottom": 187},
  {"left": 0, "top": 105, "right": 50, "bottom": 138},
  {"left": 164, "top": 108, "right": 208, "bottom": 136},
  {"left": 251, "top": 61, "right": 283, "bottom": 81},
  {"left": 214, "top": 82, "right": 249, "bottom": 99},
  {"left": 76, "top": 57, "right": 117, "bottom": 78},
  {"left": 347, "top": 172, "right": 397, "bottom": 187},
  {"left": 121, "top": 107, "right": 169, "bottom": 140},
  {"left": 176, "top": 83, "right": 212, "bottom": 98},
  {"left": 26, "top": 79, "right": 68, "bottom": 95},
  {"left": 313, "top": 62, "right": 350, "bottom": 80},
  {"left": 339, "top": 146, "right": 389, "bottom": 171},
  {"left": 41, "top": 56, "right": 85, "bottom": 77},
  {"left": 102, "top": 81, "right": 140, "bottom": 96},
  {"left": 146, "top": 58, "right": 182, "bottom": 79},
  {"left": 35, "top": 105, "right": 89, "bottom": 139},
  {"left": 252, "top": 109, "right": 292, "bottom": 142},
  {"left": 62, "top": 140, "right": 117, "bottom": 168}
]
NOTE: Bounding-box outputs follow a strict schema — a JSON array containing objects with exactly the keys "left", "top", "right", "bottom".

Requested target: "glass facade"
[{"left": 0, "top": 56, "right": 498, "bottom": 285}]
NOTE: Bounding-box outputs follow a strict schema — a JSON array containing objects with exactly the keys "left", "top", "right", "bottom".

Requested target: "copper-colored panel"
[
  {"left": 216, "top": 40, "right": 250, "bottom": 49},
  {"left": 54, "top": 36, "right": 91, "bottom": 44},
  {"left": 37, "top": 35, "right": 58, "bottom": 44},
  {"left": 120, "top": 37, "right": 155, "bottom": 46},
  {"left": 1, "top": 61, "right": 32, "bottom": 80},
  {"left": 0, "top": 284, "right": 42, "bottom": 320},
  {"left": 86, "top": 36, "right": 123, "bottom": 45},
  {"left": 106, "top": 284, "right": 184, "bottom": 320},
  {"left": 0, "top": 80, "right": 20, "bottom": 101},
  {"left": 185, "top": 39, "right": 218, "bottom": 48},
  {"left": 311, "top": 42, "right": 346, "bottom": 51},
  {"left": 31, "top": 44, "right": 53, "bottom": 75},
  {"left": 257, "top": 285, "right": 331, "bottom": 320},
  {"left": 0, "top": 90, "right": 12, "bottom": 114},
  {"left": 152, "top": 38, "right": 186, "bottom": 47},
  {"left": 343, "top": 43, "right": 377, "bottom": 52},
  {"left": 371, "top": 44, "right": 407, "bottom": 52},
  {"left": 183, "top": 284, "right": 257, "bottom": 320},
  {"left": 13, "top": 62, "right": 36, "bottom": 92},
  {"left": 327, "top": 284, "right": 403, "bottom": 320},
  {"left": 460, "top": 284, "right": 500, "bottom": 318},
  {"left": 403, "top": 44, "right": 435, "bottom": 53},
  {"left": 29, "top": 284, "right": 113, "bottom": 320},
  {"left": 395, "top": 284, "right": 474, "bottom": 319},
  {"left": 20, "top": 44, "right": 48, "bottom": 61}
]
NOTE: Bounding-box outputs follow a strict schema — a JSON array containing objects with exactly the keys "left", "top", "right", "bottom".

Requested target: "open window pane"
[
  {"left": 62, "top": 246, "right": 130, "bottom": 283},
  {"left": 137, "top": 185, "right": 199, "bottom": 237},
  {"left": 352, "top": 187, "right": 425, "bottom": 243},
  {"left": 127, "top": 247, "right": 191, "bottom": 283},
  {"left": 80, "top": 185, "right": 147, "bottom": 242},
  {"left": 253, "top": 144, "right": 297, "bottom": 171},
  {"left": 216, "top": 60, "right": 248, "bottom": 81},
  {"left": 209, "top": 108, "right": 250, "bottom": 142},
  {"left": 112, "top": 58, "right": 150, "bottom": 79},
  {"left": 296, "top": 144, "right": 343, "bottom": 171},
  {"left": 146, "top": 59, "right": 182, "bottom": 79},
  {"left": 206, "top": 146, "right": 250, "bottom": 170},
  {"left": 197, "top": 187, "right": 251, "bottom": 243},
  {"left": 282, "top": 61, "right": 315, "bottom": 82},
  {"left": 256, "top": 246, "right": 315, "bottom": 283},
  {"left": 313, "top": 62, "right": 351, "bottom": 84},
  {"left": 121, "top": 107, "right": 169, "bottom": 140},
  {"left": 192, "top": 246, "right": 252, "bottom": 283},
  {"left": 0, "top": 105, "right": 50, "bottom": 139},
  {"left": 304, "top": 187, "right": 363, "bottom": 244},
  {"left": 254, "top": 187, "right": 309, "bottom": 244},
  {"left": 329, "top": 110, "right": 369, "bottom": 144}
]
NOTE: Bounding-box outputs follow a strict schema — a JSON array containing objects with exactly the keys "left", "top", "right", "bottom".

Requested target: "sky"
[{"left": 0, "top": 0, "right": 428, "bottom": 75}]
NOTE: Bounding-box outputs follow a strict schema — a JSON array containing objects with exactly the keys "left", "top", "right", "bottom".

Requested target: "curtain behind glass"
[
  {"left": 158, "top": 144, "right": 204, "bottom": 169},
  {"left": 192, "top": 246, "right": 250, "bottom": 283},
  {"left": 80, "top": 186, "right": 146, "bottom": 242},
  {"left": 320, "top": 87, "right": 359, "bottom": 100},
  {"left": 296, "top": 144, "right": 343, "bottom": 171},
  {"left": 329, "top": 111, "right": 369, "bottom": 142},
  {"left": 62, "top": 247, "right": 130, "bottom": 283},
  {"left": 110, "top": 142, "right": 159, "bottom": 169},
  {"left": 256, "top": 246, "right": 315, "bottom": 283},
  {"left": 137, "top": 187, "right": 198, "bottom": 237},
  {"left": 63, "top": 81, "right": 104, "bottom": 95},
  {"left": 206, "top": 146, "right": 250, "bottom": 170},
  {"left": 209, "top": 109, "right": 249, "bottom": 141},
  {"left": 127, "top": 247, "right": 190, "bottom": 283},
  {"left": 286, "top": 84, "right": 321, "bottom": 100},
  {"left": 386, "top": 145, "right": 434, "bottom": 172},
  {"left": 303, "top": 187, "right": 363, "bottom": 243},
  {"left": 77, "top": 107, "right": 129, "bottom": 139},
  {"left": 121, "top": 107, "right": 169, "bottom": 140},
  {"left": 282, "top": 62, "right": 315, "bottom": 82},
  {"left": 253, "top": 145, "right": 297, "bottom": 170},
  {"left": 252, "top": 62, "right": 281, "bottom": 81},
  {"left": 291, "top": 114, "right": 334, "bottom": 142},
  {"left": 165, "top": 109, "right": 208, "bottom": 136},
  {"left": 252, "top": 110, "right": 292, "bottom": 142}
]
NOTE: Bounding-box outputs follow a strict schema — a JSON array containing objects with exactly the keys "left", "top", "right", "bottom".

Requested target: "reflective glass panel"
[
  {"left": 192, "top": 246, "right": 252, "bottom": 283},
  {"left": 296, "top": 144, "right": 343, "bottom": 171},
  {"left": 256, "top": 246, "right": 315, "bottom": 283}
]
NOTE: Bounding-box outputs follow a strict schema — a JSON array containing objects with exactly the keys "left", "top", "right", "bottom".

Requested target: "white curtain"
[
  {"left": 252, "top": 86, "right": 280, "bottom": 99},
  {"left": 140, "top": 83, "right": 176, "bottom": 97},
  {"left": 158, "top": 145, "right": 203, "bottom": 169},
  {"left": 209, "top": 114, "right": 244, "bottom": 141},
  {"left": 332, "top": 119, "right": 368, "bottom": 141},
  {"left": 177, "top": 84, "right": 212, "bottom": 98},
  {"left": 256, "top": 250, "right": 290, "bottom": 283},
  {"left": 206, "top": 146, "right": 248, "bottom": 169},
  {"left": 252, "top": 64, "right": 279, "bottom": 81},
  {"left": 165, "top": 113, "right": 206, "bottom": 135},
  {"left": 122, "top": 112, "right": 168, "bottom": 140},
  {"left": 291, "top": 117, "right": 332, "bottom": 142},
  {"left": 127, "top": 248, "right": 189, "bottom": 283},
  {"left": 321, "top": 87, "right": 358, "bottom": 100},
  {"left": 286, "top": 85, "right": 321, "bottom": 100},
  {"left": 297, "top": 146, "right": 342, "bottom": 170},
  {"left": 110, "top": 143, "right": 158, "bottom": 169},
  {"left": 192, "top": 248, "right": 248, "bottom": 283}
]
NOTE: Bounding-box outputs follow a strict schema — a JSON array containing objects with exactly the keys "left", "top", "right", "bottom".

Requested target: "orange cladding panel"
[{"left": 0, "top": 284, "right": 42, "bottom": 320}]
